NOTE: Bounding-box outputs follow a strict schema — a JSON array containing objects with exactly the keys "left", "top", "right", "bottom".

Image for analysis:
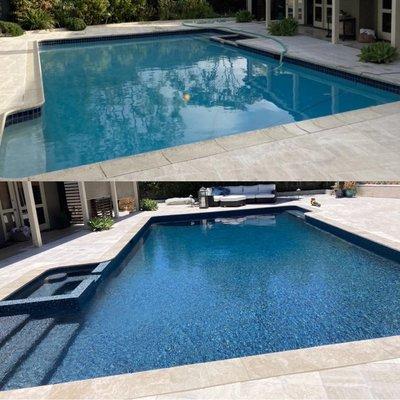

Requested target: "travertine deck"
[
  {"left": 0, "top": 195, "right": 400, "bottom": 399},
  {"left": 1, "top": 21, "right": 399, "bottom": 180}
]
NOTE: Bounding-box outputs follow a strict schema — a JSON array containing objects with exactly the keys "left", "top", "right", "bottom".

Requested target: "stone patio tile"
[
  {"left": 215, "top": 129, "right": 275, "bottom": 151},
  {"left": 296, "top": 116, "right": 345, "bottom": 133},
  {"left": 100, "top": 151, "right": 171, "bottom": 177},
  {"left": 162, "top": 140, "right": 225, "bottom": 163}
]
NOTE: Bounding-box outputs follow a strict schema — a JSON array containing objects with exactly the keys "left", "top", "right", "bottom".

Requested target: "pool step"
[
  {"left": 0, "top": 318, "right": 54, "bottom": 388},
  {"left": 0, "top": 314, "right": 30, "bottom": 346},
  {"left": 2, "top": 322, "right": 80, "bottom": 390}
]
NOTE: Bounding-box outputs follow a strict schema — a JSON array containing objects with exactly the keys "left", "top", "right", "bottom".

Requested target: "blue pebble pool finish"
[
  {"left": 0, "top": 32, "right": 399, "bottom": 177},
  {"left": 1, "top": 211, "right": 400, "bottom": 390}
]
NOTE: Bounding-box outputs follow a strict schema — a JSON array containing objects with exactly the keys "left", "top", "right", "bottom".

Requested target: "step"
[
  {"left": 0, "top": 314, "right": 30, "bottom": 346},
  {"left": 2, "top": 322, "right": 80, "bottom": 390},
  {"left": 0, "top": 318, "right": 54, "bottom": 386}
]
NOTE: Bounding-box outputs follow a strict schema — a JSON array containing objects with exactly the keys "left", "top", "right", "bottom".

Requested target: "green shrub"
[
  {"left": 140, "top": 198, "right": 158, "bottom": 211},
  {"left": 64, "top": 16, "right": 86, "bottom": 30},
  {"left": 88, "top": 216, "right": 114, "bottom": 231},
  {"left": 18, "top": 8, "right": 54, "bottom": 29},
  {"left": 0, "top": 21, "right": 24, "bottom": 36},
  {"left": 235, "top": 9, "right": 252, "bottom": 23},
  {"left": 359, "top": 42, "right": 398, "bottom": 64},
  {"left": 159, "top": 0, "right": 215, "bottom": 20},
  {"left": 108, "top": 0, "right": 155, "bottom": 22},
  {"left": 268, "top": 17, "right": 298, "bottom": 36}
]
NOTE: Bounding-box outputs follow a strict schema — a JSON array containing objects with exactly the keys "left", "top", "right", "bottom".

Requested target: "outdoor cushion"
[
  {"left": 165, "top": 197, "right": 194, "bottom": 205},
  {"left": 220, "top": 195, "right": 246, "bottom": 202},
  {"left": 243, "top": 194, "right": 256, "bottom": 200},
  {"left": 242, "top": 185, "right": 259, "bottom": 195},
  {"left": 258, "top": 184, "right": 276, "bottom": 193},
  {"left": 225, "top": 186, "right": 243, "bottom": 195},
  {"left": 212, "top": 186, "right": 230, "bottom": 196},
  {"left": 255, "top": 193, "right": 276, "bottom": 198},
  {"left": 213, "top": 195, "right": 224, "bottom": 201}
]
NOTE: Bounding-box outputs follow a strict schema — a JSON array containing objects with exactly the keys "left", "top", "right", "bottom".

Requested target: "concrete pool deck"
[
  {"left": 0, "top": 194, "right": 400, "bottom": 398},
  {"left": 0, "top": 21, "right": 400, "bottom": 181}
]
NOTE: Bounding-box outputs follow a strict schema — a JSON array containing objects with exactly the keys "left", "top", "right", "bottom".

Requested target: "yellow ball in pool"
[{"left": 182, "top": 93, "right": 191, "bottom": 102}]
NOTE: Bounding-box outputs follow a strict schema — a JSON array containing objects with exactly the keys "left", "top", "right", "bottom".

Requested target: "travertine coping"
[
  {"left": 1, "top": 198, "right": 399, "bottom": 301},
  {"left": 1, "top": 331, "right": 400, "bottom": 398},
  {"left": 0, "top": 21, "right": 400, "bottom": 180},
  {"left": 0, "top": 198, "right": 399, "bottom": 398}
]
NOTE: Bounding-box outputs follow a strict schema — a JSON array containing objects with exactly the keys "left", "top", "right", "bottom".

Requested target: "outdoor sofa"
[{"left": 210, "top": 184, "right": 277, "bottom": 207}]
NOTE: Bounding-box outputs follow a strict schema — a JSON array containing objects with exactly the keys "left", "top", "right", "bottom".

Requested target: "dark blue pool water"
[
  {"left": 0, "top": 32, "right": 399, "bottom": 177},
  {"left": 1, "top": 212, "right": 400, "bottom": 390}
]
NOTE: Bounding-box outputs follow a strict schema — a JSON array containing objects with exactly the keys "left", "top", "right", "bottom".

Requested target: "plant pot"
[
  {"left": 334, "top": 189, "right": 344, "bottom": 198},
  {"left": 344, "top": 189, "right": 356, "bottom": 198}
]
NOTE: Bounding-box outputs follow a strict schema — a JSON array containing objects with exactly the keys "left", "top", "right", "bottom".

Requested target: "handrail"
[{"left": 182, "top": 21, "right": 287, "bottom": 67}]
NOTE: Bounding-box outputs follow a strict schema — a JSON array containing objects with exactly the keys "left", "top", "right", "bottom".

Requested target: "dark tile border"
[
  {"left": 4, "top": 107, "right": 42, "bottom": 128},
  {"left": 0, "top": 206, "right": 398, "bottom": 318},
  {"left": 38, "top": 28, "right": 400, "bottom": 94},
  {"left": 305, "top": 214, "right": 400, "bottom": 264}
]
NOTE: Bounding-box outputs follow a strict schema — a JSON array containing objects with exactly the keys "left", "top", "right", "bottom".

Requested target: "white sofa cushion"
[
  {"left": 225, "top": 186, "right": 243, "bottom": 195},
  {"left": 244, "top": 194, "right": 256, "bottom": 200},
  {"left": 213, "top": 195, "right": 224, "bottom": 201},
  {"left": 165, "top": 197, "right": 194, "bottom": 205},
  {"left": 220, "top": 195, "right": 246, "bottom": 202},
  {"left": 258, "top": 184, "right": 276, "bottom": 193},
  {"left": 243, "top": 185, "right": 259, "bottom": 195},
  {"left": 255, "top": 193, "right": 276, "bottom": 199}
]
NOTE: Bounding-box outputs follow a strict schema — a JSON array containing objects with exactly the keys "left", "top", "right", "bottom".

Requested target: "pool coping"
[
  {"left": 0, "top": 202, "right": 400, "bottom": 398},
  {"left": 1, "top": 24, "right": 400, "bottom": 180}
]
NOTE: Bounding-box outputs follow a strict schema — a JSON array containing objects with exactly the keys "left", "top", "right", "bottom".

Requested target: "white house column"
[
  {"left": 110, "top": 181, "right": 120, "bottom": 219},
  {"left": 22, "top": 181, "right": 42, "bottom": 247},
  {"left": 266, "top": 0, "right": 271, "bottom": 27},
  {"left": 392, "top": 0, "right": 400, "bottom": 48},
  {"left": 247, "top": 0, "right": 252, "bottom": 14},
  {"left": 331, "top": 0, "right": 340, "bottom": 44},
  {"left": 78, "top": 182, "right": 90, "bottom": 226},
  {"left": 132, "top": 182, "right": 140, "bottom": 211}
]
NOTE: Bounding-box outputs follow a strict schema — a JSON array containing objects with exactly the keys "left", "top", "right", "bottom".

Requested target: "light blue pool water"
[
  {"left": 0, "top": 32, "right": 399, "bottom": 177},
  {"left": 1, "top": 211, "right": 400, "bottom": 390}
]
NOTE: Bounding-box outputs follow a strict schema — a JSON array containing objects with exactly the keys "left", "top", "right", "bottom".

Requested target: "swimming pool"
[
  {"left": 0, "top": 31, "right": 399, "bottom": 178},
  {"left": 1, "top": 209, "right": 400, "bottom": 390}
]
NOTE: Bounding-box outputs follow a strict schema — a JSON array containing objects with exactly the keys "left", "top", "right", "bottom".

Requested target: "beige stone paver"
[
  {"left": 1, "top": 21, "right": 400, "bottom": 180},
  {"left": 0, "top": 194, "right": 400, "bottom": 399}
]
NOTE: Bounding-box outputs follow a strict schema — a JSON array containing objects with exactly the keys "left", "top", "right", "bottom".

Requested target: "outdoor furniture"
[
  {"left": 165, "top": 197, "right": 194, "bottom": 205},
  {"left": 220, "top": 195, "right": 246, "bottom": 207},
  {"left": 209, "top": 184, "right": 277, "bottom": 206}
]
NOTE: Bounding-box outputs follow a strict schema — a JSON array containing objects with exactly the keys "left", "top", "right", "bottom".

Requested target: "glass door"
[
  {"left": 378, "top": 0, "right": 392, "bottom": 41},
  {"left": 286, "top": 0, "right": 305, "bottom": 24},
  {"left": 0, "top": 182, "right": 20, "bottom": 240},
  {"left": 313, "top": 0, "right": 324, "bottom": 27},
  {"left": 15, "top": 182, "right": 50, "bottom": 230}
]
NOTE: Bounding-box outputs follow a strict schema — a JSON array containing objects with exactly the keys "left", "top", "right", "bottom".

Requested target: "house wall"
[
  {"left": 84, "top": 182, "right": 135, "bottom": 200},
  {"left": 43, "top": 182, "right": 63, "bottom": 230}
]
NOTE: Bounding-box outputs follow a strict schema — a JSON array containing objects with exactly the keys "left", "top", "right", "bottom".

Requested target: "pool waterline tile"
[{"left": 0, "top": 28, "right": 400, "bottom": 180}]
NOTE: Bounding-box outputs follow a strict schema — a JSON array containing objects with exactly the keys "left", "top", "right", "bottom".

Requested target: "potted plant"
[
  {"left": 332, "top": 182, "right": 344, "bottom": 198},
  {"left": 343, "top": 181, "right": 357, "bottom": 197}
]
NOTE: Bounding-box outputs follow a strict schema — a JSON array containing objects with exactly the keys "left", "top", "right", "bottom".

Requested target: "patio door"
[
  {"left": 313, "top": 0, "right": 330, "bottom": 28},
  {"left": 14, "top": 182, "right": 50, "bottom": 231},
  {"left": 378, "top": 0, "right": 392, "bottom": 41},
  {"left": 286, "top": 0, "right": 305, "bottom": 24},
  {"left": 0, "top": 182, "right": 20, "bottom": 240}
]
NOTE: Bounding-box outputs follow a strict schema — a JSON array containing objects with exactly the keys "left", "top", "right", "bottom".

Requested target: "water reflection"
[{"left": 0, "top": 33, "right": 398, "bottom": 177}]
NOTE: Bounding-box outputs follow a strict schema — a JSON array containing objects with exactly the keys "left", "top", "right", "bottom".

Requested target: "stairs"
[
  {"left": 0, "top": 315, "right": 80, "bottom": 391},
  {"left": 2, "top": 323, "right": 80, "bottom": 390},
  {"left": 0, "top": 314, "right": 29, "bottom": 346}
]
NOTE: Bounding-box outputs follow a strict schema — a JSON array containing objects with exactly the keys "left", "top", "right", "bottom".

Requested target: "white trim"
[
  {"left": 110, "top": 181, "right": 120, "bottom": 219},
  {"left": 392, "top": 0, "right": 400, "bottom": 47},
  {"left": 378, "top": 0, "right": 393, "bottom": 41},
  {"left": 22, "top": 181, "right": 42, "bottom": 247}
]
